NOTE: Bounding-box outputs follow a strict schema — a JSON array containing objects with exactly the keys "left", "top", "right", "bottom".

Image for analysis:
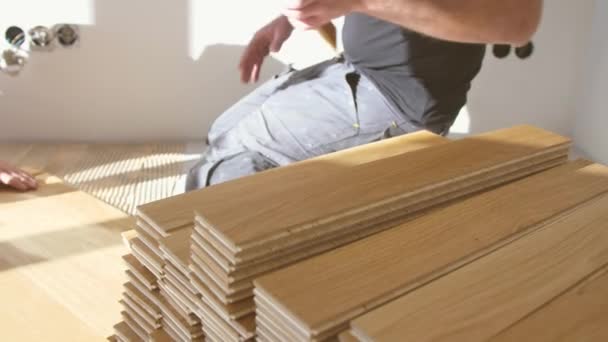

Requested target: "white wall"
[
  {"left": 0, "top": 0, "right": 335, "bottom": 142},
  {"left": 451, "top": 0, "right": 593, "bottom": 137},
  {"left": 0, "top": 0, "right": 595, "bottom": 142},
  {"left": 573, "top": 0, "right": 608, "bottom": 164}
]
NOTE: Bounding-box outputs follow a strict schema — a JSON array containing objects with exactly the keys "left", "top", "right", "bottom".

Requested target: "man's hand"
[
  {"left": 0, "top": 160, "right": 38, "bottom": 191},
  {"left": 239, "top": 16, "right": 294, "bottom": 84},
  {"left": 281, "top": 0, "right": 363, "bottom": 30}
]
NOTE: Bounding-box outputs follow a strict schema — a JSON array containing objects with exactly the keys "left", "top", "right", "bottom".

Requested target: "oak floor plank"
[
  {"left": 254, "top": 161, "right": 607, "bottom": 339},
  {"left": 198, "top": 126, "right": 569, "bottom": 252},
  {"left": 489, "top": 263, "right": 608, "bottom": 342},
  {"left": 137, "top": 131, "right": 448, "bottom": 235},
  {"left": 350, "top": 194, "right": 608, "bottom": 342}
]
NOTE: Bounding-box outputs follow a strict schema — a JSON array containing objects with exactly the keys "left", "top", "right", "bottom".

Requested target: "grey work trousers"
[{"left": 186, "top": 58, "right": 421, "bottom": 191}]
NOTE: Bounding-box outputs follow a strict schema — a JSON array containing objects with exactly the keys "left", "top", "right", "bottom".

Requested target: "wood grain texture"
[
  {"left": 489, "top": 264, "right": 608, "bottom": 342},
  {"left": 0, "top": 142, "right": 195, "bottom": 215},
  {"left": 192, "top": 152, "right": 567, "bottom": 289},
  {"left": 350, "top": 194, "right": 608, "bottom": 342},
  {"left": 137, "top": 131, "right": 448, "bottom": 235},
  {"left": 254, "top": 161, "right": 607, "bottom": 339},
  {"left": 0, "top": 173, "right": 133, "bottom": 340},
  {"left": 0, "top": 269, "right": 102, "bottom": 341},
  {"left": 198, "top": 126, "right": 569, "bottom": 252},
  {"left": 339, "top": 331, "right": 359, "bottom": 342}
]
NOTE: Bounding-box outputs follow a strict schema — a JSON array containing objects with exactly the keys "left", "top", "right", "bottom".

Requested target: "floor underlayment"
[{"left": 0, "top": 143, "right": 205, "bottom": 215}]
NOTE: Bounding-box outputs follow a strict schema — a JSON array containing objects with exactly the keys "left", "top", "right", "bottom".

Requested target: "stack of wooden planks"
[
  {"left": 113, "top": 219, "right": 204, "bottom": 340},
  {"left": 188, "top": 125, "right": 569, "bottom": 341},
  {"left": 110, "top": 125, "right": 607, "bottom": 342},
  {"left": 254, "top": 160, "right": 608, "bottom": 341},
  {"left": 120, "top": 130, "right": 451, "bottom": 341}
]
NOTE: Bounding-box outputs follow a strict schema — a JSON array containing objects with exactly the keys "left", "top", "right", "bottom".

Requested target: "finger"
[
  {"left": 251, "top": 61, "right": 263, "bottom": 83},
  {"left": 18, "top": 171, "right": 38, "bottom": 189},
  {"left": 239, "top": 51, "right": 257, "bottom": 83},
  {"left": 270, "top": 32, "right": 284, "bottom": 53},
  {"left": 6, "top": 174, "right": 29, "bottom": 191}
]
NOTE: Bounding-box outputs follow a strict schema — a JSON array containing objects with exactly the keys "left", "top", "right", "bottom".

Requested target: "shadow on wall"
[{"left": 0, "top": 0, "right": 285, "bottom": 142}]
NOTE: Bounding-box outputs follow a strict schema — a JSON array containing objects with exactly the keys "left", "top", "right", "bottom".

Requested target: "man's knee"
[{"left": 185, "top": 151, "right": 279, "bottom": 191}]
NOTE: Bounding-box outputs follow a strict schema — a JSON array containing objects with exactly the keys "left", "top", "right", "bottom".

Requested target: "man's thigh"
[{"left": 236, "top": 62, "right": 410, "bottom": 161}]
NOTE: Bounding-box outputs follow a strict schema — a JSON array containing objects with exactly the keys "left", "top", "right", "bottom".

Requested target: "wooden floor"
[
  {"left": 0, "top": 143, "right": 202, "bottom": 341},
  {"left": 0, "top": 143, "right": 203, "bottom": 214}
]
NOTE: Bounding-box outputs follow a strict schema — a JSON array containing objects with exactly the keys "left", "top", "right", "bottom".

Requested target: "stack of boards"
[{"left": 112, "top": 125, "right": 608, "bottom": 341}]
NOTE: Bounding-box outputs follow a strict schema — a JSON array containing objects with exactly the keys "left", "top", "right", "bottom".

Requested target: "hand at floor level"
[{"left": 0, "top": 160, "right": 38, "bottom": 191}]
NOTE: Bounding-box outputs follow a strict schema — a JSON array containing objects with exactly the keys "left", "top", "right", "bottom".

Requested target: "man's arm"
[
  {"left": 360, "top": 0, "right": 543, "bottom": 45},
  {"left": 282, "top": 0, "right": 543, "bottom": 45}
]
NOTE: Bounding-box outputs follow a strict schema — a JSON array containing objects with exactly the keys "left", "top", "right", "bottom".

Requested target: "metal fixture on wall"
[
  {"left": 1, "top": 24, "right": 79, "bottom": 76},
  {"left": 0, "top": 48, "right": 27, "bottom": 76},
  {"left": 5, "top": 26, "right": 25, "bottom": 47},
  {"left": 29, "top": 26, "right": 55, "bottom": 50},
  {"left": 55, "top": 24, "right": 79, "bottom": 47}
]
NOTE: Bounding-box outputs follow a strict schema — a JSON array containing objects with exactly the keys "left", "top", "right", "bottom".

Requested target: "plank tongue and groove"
[
  {"left": 137, "top": 131, "right": 448, "bottom": 235},
  {"left": 349, "top": 193, "right": 608, "bottom": 342},
  {"left": 253, "top": 160, "right": 607, "bottom": 340},
  {"left": 489, "top": 263, "right": 608, "bottom": 342},
  {"left": 195, "top": 152, "right": 566, "bottom": 274},
  {"left": 196, "top": 125, "right": 570, "bottom": 254},
  {"left": 128, "top": 131, "right": 449, "bottom": 341}
]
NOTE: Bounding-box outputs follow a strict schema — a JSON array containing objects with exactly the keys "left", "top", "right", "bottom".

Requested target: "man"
[
  {"left": 0, "top": 160, "right": 37, "bottom": 191},
  {"left": 186, "top": 0, "right": 543, "bottom": 190}
]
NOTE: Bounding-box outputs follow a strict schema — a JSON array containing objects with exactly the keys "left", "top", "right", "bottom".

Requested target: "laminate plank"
[
  {"left": 489, "top": 263, "right": 608, "bottom": 342},
  {"left": 194, "top": 296, "right": 251, "bottom": 341},
  {"left": 124, "top": 282, "right": 161, "bottom": 320},
  {"left": 192, "top": 153, "right": 567, "bottom": 286},
  {"left": 138, "top": 131, "right": 448, "bottom": 235},
  {"left": 125, "top": 270, "right": 161, "bottom": 310},
  {"left": 131, "top": 238, "right": 163, "bottom": 277},
  {"left": 164, "top": 263, "right": 197, "bottom": 296},
  {"left": 123, "top": 292, "right": 161, "bottom": 328},
  {"left": 158, "top": 286, "right": 199, "bottom": 327},
  {"left": 200, "top": 151, "right": 569, "bottom": 267},
  {"left": 122, "top": 311, "right": 149, "bottom": 340},
  {"left": 159, "top": 280, "right": 196, "bottom": 315},
  {"left": 150, "top": 329, "right": 174, "bottom": 342},
  {"left": 114, "top": 321, "right": 140, "bottom": 342},
  {"left": 254, "top": 161, "right": 607, "bottom": 339},
  {"left": 339, "top": 331, "right": 359, "bottom": 342},
  {"left": 121, "top": 299, "right": 159, "bottom": 332},
  {"left": 123, "top": 254, "right": 158, "bottom": 290},
  {"left": 121, "top": 230, "right": 138, "bottom": 249},
  {"left": 198, "top": 126, "right": 569, "bottom": 252},
  {"left": 350, "top": 194, "right": 608, "bottom": 342},
  {"left": 190, "top": 257, "right": 253, "bottom": 303},
  {"left": 158, "top": 226, "right": 193, "bottom": 274},
  {"left": 195, "top": 270, "right": 255, "bottom": 319},
  {"left": 190, "top": 244, "right": 253, "bottom": 294}
]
